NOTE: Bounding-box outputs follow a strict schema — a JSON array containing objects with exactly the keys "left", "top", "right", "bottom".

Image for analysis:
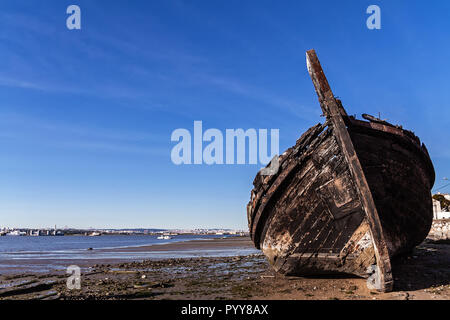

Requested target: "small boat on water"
[
  {"left": 157, "top": 235, "right": 172, "bottom": 240},
  {"left": 247, "top": 50, "right": 435, "bottom": 292},
  {"left": 5, "top": 230, "right": 25, "bottom": 236}
]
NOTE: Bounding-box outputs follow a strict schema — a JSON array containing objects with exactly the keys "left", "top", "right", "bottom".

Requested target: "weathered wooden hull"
[
  {"left": 247, "top": 50, "right": 435, "bottom": 292},
  {"left": 347, "top": 118, "right": 434, "bottom": 256}
]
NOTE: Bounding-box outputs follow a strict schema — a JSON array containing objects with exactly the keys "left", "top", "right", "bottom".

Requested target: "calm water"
[
  {"left": 0, "top": 234, "right": 226, "bottom": 253},
  {"left": 0, "top": 235, "right": 258, "bottom": 273}
]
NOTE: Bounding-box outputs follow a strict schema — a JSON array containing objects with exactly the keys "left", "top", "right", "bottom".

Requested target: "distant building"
[
  {"left": 433, "top": 198, "right": 450, "bottom": 219},
  {"left": 433, "top": 199, "right": 442, "bottom": 217}
]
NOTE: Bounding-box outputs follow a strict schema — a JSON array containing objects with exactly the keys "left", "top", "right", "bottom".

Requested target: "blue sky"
[{"left": 0, "top": 1, "right": 449, "bottom": 229}]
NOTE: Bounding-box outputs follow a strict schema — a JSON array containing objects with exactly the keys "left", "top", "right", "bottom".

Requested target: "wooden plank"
[
  {"left": 249, "top": 124, "right": 328, "bottom": 246},
  {"left": 306, "top": 49, "right": 393, "bottom": 292}
]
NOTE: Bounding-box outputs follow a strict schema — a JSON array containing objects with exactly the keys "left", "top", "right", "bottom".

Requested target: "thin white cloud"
[
  {"left": 0, "top": 113, "right": 167, "bottom": 156},
  {"left": 57, "top": 140, "right": 167, "bottom": 156},
  {"left": 0, "top": 76, "right": 48, "bottom": 91},
  {"left": 196, "top": 73, "right": 319, "bottom": 121}
]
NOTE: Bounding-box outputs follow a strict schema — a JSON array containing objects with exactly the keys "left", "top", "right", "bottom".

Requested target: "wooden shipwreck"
[{"left": 247, "top": 50, "right": 435, "bottom": 292}]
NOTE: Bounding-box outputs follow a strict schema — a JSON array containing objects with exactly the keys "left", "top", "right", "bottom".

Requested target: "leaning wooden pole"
[{"left": 306, "top": 49, "right": 393, "bottom": 292}]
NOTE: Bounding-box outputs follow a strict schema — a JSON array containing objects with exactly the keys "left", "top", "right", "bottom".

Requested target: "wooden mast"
[{"left": 306, "top": 49, "right": 393, "bottom": 292}]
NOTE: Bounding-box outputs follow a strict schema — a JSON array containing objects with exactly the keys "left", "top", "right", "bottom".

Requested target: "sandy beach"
[
  {"left": 101, "top": 236, "right": 255, "bottom": 252},
  {"left": 0, "top": 236, "right": 449, "bottom": 300}
]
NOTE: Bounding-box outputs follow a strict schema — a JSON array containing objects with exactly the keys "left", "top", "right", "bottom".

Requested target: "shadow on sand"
[{"left": 391, "top": 240, "right": 450, "bottom": 291}]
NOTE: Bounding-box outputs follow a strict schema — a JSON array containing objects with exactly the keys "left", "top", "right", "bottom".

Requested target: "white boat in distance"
[
  {"left": 6, "top": 230, "right": 25, "bottom": 236},
  {"left": 157, "top": 235, "right": 172, "bottom": 240}
]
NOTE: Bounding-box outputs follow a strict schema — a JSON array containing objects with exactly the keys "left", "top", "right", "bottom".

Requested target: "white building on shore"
[{"left": 433, "top": 198, "right": 450, "bottom": 220}]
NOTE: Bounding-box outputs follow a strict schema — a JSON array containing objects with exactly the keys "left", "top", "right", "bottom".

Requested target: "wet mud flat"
[{"left": 0, "top": 238, "right": 448, "bottom": 300}]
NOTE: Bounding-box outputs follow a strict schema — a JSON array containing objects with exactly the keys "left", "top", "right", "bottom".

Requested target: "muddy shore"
[{"left": 0, "top": 236, "right": 449, "bottom": 300}]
